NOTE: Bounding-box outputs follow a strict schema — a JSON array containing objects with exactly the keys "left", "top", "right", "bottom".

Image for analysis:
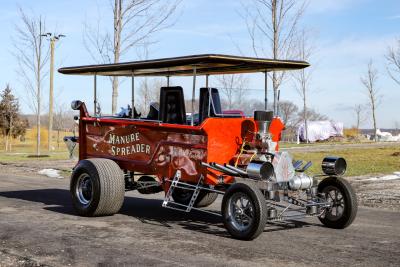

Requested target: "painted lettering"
[{"left": 108, "top": 131, "right": 151, "bottom": 156}]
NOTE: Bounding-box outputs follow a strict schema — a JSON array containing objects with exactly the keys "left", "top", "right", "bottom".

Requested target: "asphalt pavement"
[{"left": 0, "top": 172, "right": 399, "bottom": 266}]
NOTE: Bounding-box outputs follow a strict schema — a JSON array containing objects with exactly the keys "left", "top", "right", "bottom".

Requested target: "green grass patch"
[
  {"left": 0, "top": 152, "right": 70, "bottom": 162},
  {"left": 291, "top": 146, "right": 400, "bottom": 176}
]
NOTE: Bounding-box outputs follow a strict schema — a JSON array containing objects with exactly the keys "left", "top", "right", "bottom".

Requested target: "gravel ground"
[{"left": 350, "top": 175, "right": 400, "bottom": 211}]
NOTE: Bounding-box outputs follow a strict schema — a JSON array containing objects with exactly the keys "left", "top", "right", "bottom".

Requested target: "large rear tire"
[
  {"left": 70, "top": 158, "right": 125, "bottom": 216},
  {"left": 222, "top": 181, "right": 267, "bottom": 240},
  {"left": 318, "top": 176, "right": 358, "bottom": 229}
]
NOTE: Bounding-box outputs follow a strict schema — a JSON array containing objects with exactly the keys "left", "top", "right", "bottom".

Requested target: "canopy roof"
[{"left": 58, "top": 54, "right": 309, "bottom": 77}]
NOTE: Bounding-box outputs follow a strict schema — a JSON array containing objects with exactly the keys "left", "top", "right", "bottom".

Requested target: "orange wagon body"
[{"left": 77, "top": 103, "right": 260, "bottom": 189}]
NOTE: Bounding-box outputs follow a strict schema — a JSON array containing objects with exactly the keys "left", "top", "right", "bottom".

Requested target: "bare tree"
[
  {"left": 361, "top": 61, "right": 380, "bottom": 142},
  {"left": 241, "top": 0, "right": 307, "bottom": 113},
  {"left": 303, "top": 108, "right": 327, "bottom": 121},
  {"left": 278, "top": 100, "right": 298, "bottom": 127},
  {"left": 53, "top": 103, "right": 74, "bottom": 149},
  {"left": 83, "top": 0, "right": 181, "bottom": 114},
  {"left": 136, "top": 78, "right": 162, "bottom": 115},
  {"left": 14, "top": 8, "right": 50, "bottom": 156},
  {"left": 217, "top": 75, "right": 249, "bottom": 110},
  {"left": 292, "top": 29, "right": 313, "bottom": 143},
  {"left": 353, "top": 104, "right": 365, "bottom": 131},
  {"left": 394, "top": 121, "right": 400, "bottom": 135},
  {"left": 233, "top": 99, "right": 260, "bottom": 115},
  {"left": 134, "top": 41, "right": 163, "bottom": 115},
  {"left": 386, "top": 38, "right": 400, "bottom": 86},
  {"left": 277, "top": 100, "right": 298, "bottom": 141}
]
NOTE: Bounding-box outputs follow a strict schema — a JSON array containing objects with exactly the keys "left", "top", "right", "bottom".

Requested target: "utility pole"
[{"left": 42, "top": 33, "right": 65, "bottom": 152}]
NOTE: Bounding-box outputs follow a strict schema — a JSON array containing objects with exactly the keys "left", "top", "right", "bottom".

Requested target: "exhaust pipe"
[
  {"left": 225, "top": 164, "right": 248, "bottom": 176},
  {"left": 202, "top": 161, "right": 275, "bottom": 181},
  {"left": 246, "top": 161, "right": 275, "bottom": 180},
  {"left": 213, "top": 163, "right": 241, "bottom": 176},
  {"left": 201, "top": 162, "right": 239, "bottom": 176}
]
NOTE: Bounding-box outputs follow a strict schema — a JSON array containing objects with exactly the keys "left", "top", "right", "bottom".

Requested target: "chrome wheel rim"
[
  {"left": 227, "top": 192, "right": 255, "bottom": 231},
  {"left": 76, "top": 173, "right": 93, "bottom": 206},
  {"left": 322, "top": 186, "right": 345, "bottom": 221}
]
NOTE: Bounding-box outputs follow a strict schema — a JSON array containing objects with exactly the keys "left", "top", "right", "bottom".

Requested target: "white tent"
[
  {"left": 376, "top": 129, "right": 400, "bottom": 142},
  {"left": 297, "top": 121, "right": 343, "bottom": 143}
]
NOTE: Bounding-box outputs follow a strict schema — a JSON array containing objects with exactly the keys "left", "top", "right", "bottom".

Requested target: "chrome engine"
[
  {"left": 203, "top": 110, "right": 348, "bottom": 221},
  {"left": 252, "top": 110, "right": 315, "bottom": 190}
]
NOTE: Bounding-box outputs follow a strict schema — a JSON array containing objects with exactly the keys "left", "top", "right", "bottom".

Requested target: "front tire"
[
  {"left": 70, "top": 158, "right": 125, "bottom": 216},
  {"left": 318, "top": 176, "right": 358, "bottom": 229},
  {"left": 222, "top": 181, "right": 267, "bottom": 240}
]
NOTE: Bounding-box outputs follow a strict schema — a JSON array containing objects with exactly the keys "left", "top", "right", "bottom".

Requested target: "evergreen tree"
[{"left": 0, "top": 85, "right": 28, "bottom": 151}]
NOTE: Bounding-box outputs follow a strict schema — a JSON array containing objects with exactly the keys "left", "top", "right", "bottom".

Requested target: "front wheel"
[
  {"left": 318, "top": 176, "right": 358, "bottom": 229},
  {"left": 222, "top": 181, "right": 267, "bottom": 240}
]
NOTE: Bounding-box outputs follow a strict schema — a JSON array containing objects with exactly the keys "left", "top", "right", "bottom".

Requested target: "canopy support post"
[
  {"left": 167, "top": 76, "right": 170, "bottom": 87},
  {"left": 94, "top": 73, "right": 97, "bottom": 116},
  {"left": 131, "top": 72, "right": 135, "bottom": 118},
  {"left": 264, "top": 71, "right": 268, "bottom": 111},
  {"left": 191, "top": 66, "right": 197, "bottom": 126},
  {"left": 206, "top": 75, "right": 211, "bottom": 119}
]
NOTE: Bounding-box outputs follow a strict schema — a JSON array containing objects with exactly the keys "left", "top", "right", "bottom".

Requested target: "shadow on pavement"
[
  {"left": 0, "top": 189, "right": 319, "bottom": 238},
  {"left": 0, "top": 188, "right": 74, "bottom": 213},
  {"left": 263, "top": 220, "right": 321, "bottom": 233},
  {"left": 0, "top": 188, "right": 228, "bottom": 237}
]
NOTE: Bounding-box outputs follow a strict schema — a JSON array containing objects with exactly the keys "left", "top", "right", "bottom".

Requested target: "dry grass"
[
  {"left": 0, "top": 127, "right": 74, "bottom": 153},
  {"left": 0, "top": 127, "right": 74, "bottom": 162},
  {"left": 343, "top": 127, "right": 360, "bottom": 138}
]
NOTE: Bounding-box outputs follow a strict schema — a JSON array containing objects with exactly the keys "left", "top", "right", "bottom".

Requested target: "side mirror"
[{"left": 71, "top": 100, "right": 83, "bottom": 110}]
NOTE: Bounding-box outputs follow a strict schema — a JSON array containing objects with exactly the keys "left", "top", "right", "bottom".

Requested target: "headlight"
[{"left": 71, "top": 100, "right": 83, "bottom": 110}]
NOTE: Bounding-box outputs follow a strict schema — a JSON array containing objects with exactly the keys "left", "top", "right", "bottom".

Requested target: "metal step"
[{"left": 162, "top": 171, "right": 221, "bottom": 216}]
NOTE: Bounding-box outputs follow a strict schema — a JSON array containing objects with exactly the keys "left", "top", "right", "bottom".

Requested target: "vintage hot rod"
[{"left": 59, "top": 54, "right": 357, "bottom": 240}]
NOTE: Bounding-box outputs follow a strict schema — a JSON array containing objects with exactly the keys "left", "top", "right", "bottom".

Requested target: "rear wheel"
[
  {"left": 318, "top": 176, "right": 358, "bottom": 229},
  {"left": 172, "top": 187, "right": 218, "bottom": 208},
  {"left": 222, "top": 181, "right": 267, "bottom": 240},
  {"left": 70, "top": 158, "right": 125, "bottom": 216}
]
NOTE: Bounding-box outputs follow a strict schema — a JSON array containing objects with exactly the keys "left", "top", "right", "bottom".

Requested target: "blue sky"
[{"left": 0, "top": 0, "right": 400, "bottom": 128}]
